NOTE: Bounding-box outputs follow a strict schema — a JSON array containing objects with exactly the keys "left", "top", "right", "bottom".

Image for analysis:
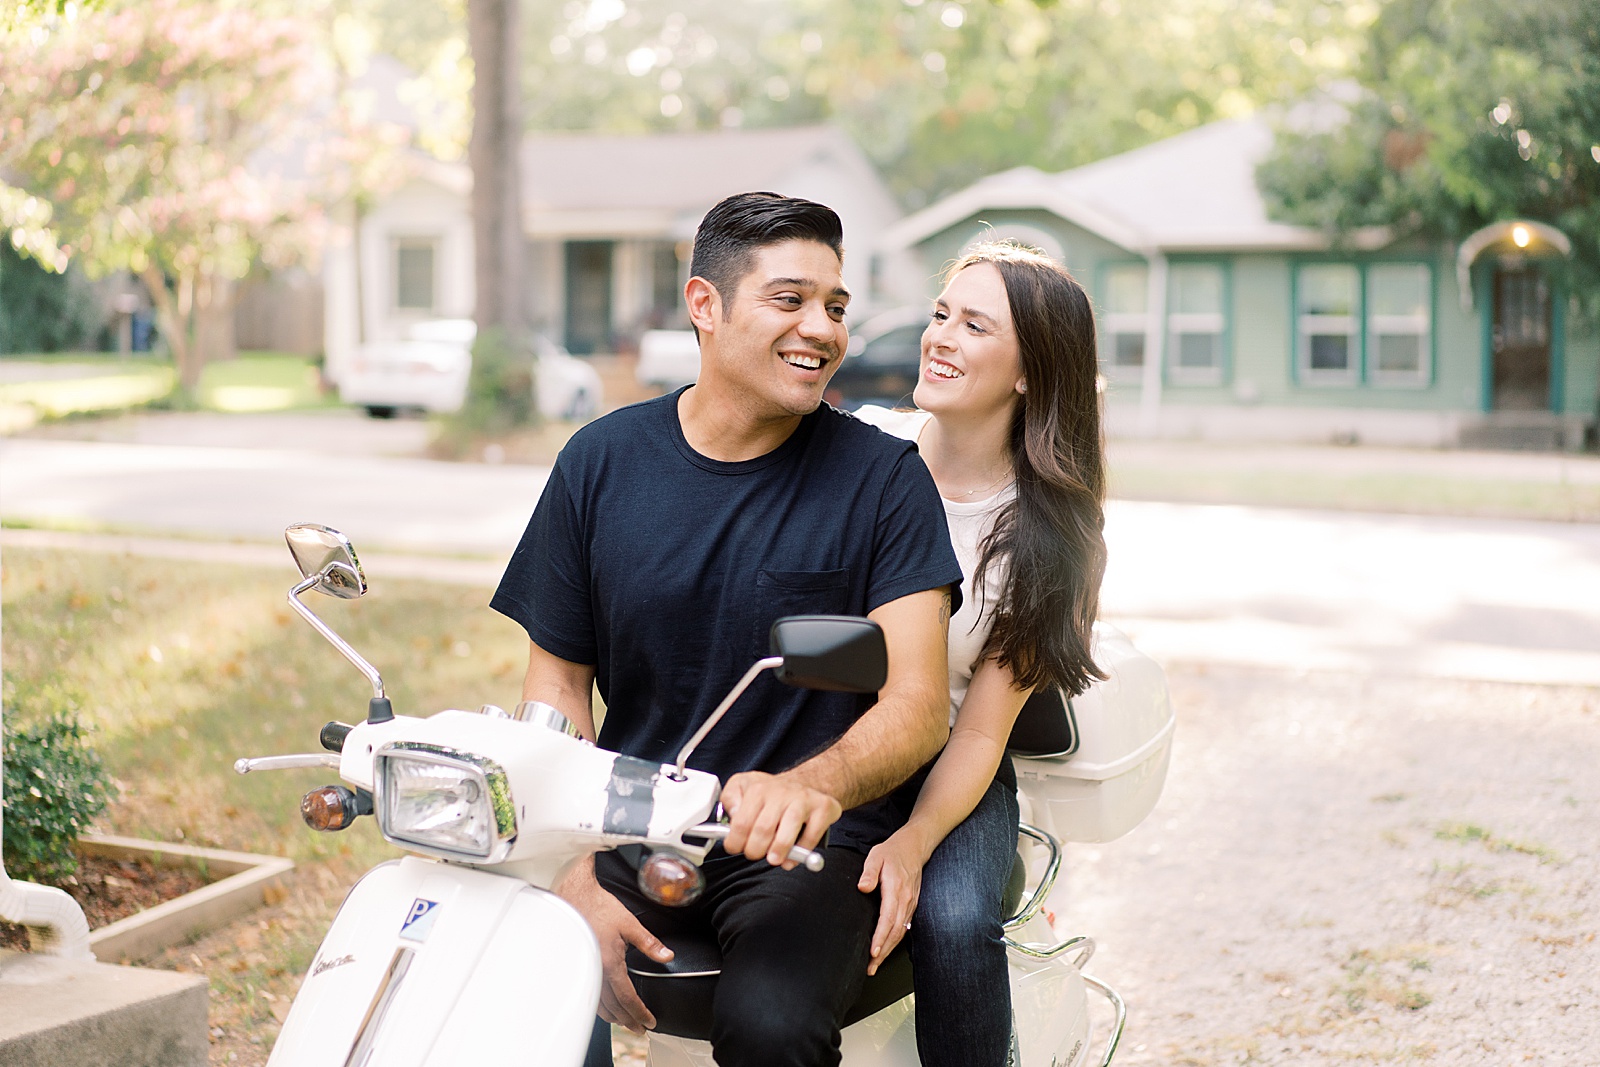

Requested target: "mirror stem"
[
  {"left": 671, "top": 656, "right": 782, "bottom": 781},
  {"left": 287, "top": 575, "right": 385, "bottom": 700}
]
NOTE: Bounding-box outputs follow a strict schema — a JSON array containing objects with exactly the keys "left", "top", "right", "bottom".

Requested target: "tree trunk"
[
  {"left": 139, "top": 266, "right": 203, "bottom": 397},
  {"left": 194, "top": 273, "right": 237, "bottom": 365},
  {"left": 467, "top": 0, "right": 525, "bottom": 338}
]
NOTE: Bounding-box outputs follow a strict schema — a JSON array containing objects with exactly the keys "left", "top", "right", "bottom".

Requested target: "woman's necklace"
[{"left": 944, "top": 468, "right": 1012, "bottom": 501}]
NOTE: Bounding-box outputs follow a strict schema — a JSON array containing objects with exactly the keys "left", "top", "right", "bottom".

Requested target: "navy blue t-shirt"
[{"left": 491, "top": 389, "right": 963, "bottom": 852}]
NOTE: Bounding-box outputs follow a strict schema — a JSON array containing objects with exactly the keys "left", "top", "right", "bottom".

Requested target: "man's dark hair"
[{"left": 689, "top": 192, "right": 845, "bottom": 304}]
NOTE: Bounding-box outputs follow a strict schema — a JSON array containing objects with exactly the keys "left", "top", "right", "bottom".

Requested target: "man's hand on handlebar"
[
  {"left": 554, "top": 856, "right": 673, "bottom": 1034},
  {"left": 719, "top": 771, "right": 841, "bottom": 870}
]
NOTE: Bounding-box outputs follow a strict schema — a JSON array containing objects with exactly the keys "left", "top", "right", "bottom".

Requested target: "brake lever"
[
  {"left": 684, "top": 821, "right": 826, "bottom": 873},
  {"left": 234, "top": 753, "right": 342, "bottom": 774}
]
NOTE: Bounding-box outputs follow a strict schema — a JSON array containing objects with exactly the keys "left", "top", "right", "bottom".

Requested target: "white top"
[{"left": 853, "top": 405, "right": 1013, "bottom": 726}]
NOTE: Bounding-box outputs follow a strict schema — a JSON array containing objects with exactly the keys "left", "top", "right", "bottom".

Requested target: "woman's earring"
[{"left": 1016, "top": 381, "right": 1028, "bottom": 394}]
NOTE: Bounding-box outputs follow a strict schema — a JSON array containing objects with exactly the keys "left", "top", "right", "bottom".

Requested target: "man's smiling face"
[{"left": 700, "top": 239, "right": 851, "bottom": 419}]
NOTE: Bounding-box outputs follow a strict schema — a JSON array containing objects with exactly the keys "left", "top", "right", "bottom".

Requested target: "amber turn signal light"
[
  {"left": 301, "top": 785, "right": 366, "bottom": 832},
  {"left": 637, "top": 849, "right": 705, "bottom": 907}
]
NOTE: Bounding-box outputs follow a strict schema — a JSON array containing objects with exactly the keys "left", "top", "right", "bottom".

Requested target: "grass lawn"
[
  {"left": 2, "top": 545, "right": 531, "bottom": 1063},
  {"left": 1110, "top": 464, "right": 1600, "bottom": 523},
  {"left": 0, "top": 352, "right": 334, "bottom": 424}
]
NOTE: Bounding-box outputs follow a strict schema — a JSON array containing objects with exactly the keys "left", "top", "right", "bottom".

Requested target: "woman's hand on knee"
[{"left": 859, "top": 832, "right": 930, "bottom": 976}]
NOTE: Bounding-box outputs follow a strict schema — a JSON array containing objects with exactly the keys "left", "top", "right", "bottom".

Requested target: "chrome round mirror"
[{"left": 285, "top": 523, "right": 368, "bottom": 600}]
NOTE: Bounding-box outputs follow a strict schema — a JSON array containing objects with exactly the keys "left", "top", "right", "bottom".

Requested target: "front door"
[
  {"left": 1491, "top": 266, "right": 1551, "bottom": 411},
  {"left": 564, "top": 240, "right": 614, "bottom": 355}
]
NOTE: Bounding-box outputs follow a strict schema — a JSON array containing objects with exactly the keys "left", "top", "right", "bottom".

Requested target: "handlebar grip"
[
  {"left": 684, "top": 823, "right": 825, "bottom": 872},
  {"left": 320, "top": 721, "right": 354, "bottom": 752},
  {"left": 789, "top": 846, "right": 826, "bottom": 873}
]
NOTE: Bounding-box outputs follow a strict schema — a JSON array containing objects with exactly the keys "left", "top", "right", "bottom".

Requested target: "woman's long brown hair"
[{"left": 957, "top": 241, "right": 1108, "bottom": 696}]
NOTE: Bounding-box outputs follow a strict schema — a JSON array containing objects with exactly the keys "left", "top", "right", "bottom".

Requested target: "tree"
[
  {"left": 1258, "top": 0, "right": 1600, "bottom": 289},
  {"left": 0, "top": 0, "right": 403, "bottom": 394},
  {"left": 468, "top": 0, "right": 525, "bottom": 336},
  {"left": 336, "top": 0, "right": 1364, "bottom": 208},
  {"left": 511, "top": 0, "right": 1362, "bottom": 206}
]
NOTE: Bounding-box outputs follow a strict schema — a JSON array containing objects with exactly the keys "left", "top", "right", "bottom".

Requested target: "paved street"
[
  {"left": 0, "top": 436, "right": 546, "bottom": 556},
  {"left": 6, "top": 426, "right": 1600, "bottom": 687}
]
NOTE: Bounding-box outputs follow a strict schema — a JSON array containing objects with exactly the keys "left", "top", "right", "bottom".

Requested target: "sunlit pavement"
[
  {"left": 0, "top": 437, "right": 545, "bottom": 557},
  {"left": 5, "top": 434, "right": 1600, "bottom": 687},
  {"left": 1102, "top": 501, "right": 1600, "bottom": 687}
]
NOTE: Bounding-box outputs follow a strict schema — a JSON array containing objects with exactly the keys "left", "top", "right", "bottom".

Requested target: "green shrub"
[
  {"left": 2, "top": 691, "right": 117, "bottom": 884},
  {"left": 434, "top": 326, "right": 539, "bottom": 457},
  {"left": 0, "top": 243, "right": 102, "bottom": 354}
]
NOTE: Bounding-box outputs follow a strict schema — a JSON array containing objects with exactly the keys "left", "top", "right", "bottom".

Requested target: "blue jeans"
[{"left": 908, "top": 760, "right": 1019, "bottom": 1067}]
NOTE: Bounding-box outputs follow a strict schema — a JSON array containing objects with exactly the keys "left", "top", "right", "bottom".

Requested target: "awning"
[{"left": 1457, "top": 220, "right": 1572, "bottom": 311}]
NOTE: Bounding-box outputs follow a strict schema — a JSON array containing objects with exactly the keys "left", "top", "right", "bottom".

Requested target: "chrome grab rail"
[
  {"left": 1002, "top": 822, "right": 1098, "bottom": 966},
  {"left": 1003, "top": 822, "right": 1061, "bottom": 931},
  {"left": 1082, "top": 973, "right": 1127, "bottom": 1067}
]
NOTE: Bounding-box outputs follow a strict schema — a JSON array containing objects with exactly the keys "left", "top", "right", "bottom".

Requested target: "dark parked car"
[{"left": 827, "top": 307, "right": 927, "bottom": 409}]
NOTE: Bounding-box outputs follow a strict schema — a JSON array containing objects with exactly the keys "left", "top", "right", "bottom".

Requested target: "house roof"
[
  {"left": 883, "top": 116, "right": 1389, "bottom": 255},
  {"left": 518, "top": 125, "right": 863, "bottom": 238}
]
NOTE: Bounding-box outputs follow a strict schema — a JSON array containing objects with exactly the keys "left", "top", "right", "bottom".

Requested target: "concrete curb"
[
  {"left": 78, "top": 835, "right": 294, "bottom": 965},
  {"left": 0, "top": 952, "right": 208, "bottom": 1067}
]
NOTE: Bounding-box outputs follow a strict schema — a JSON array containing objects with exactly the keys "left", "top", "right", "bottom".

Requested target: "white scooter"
[{"left": 241, "top": 523, "right": 1174, "bottom": 1067}]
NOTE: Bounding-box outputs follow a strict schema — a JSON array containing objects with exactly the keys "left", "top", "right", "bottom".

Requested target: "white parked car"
[
  {"left": 339, "top": 319, "right": 603, "bottom": 422},
  {"left": 635, "top": 328, "right": 700, "bottom": 390}
]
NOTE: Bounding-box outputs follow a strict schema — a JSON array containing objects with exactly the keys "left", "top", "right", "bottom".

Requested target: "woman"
[{"left": 853, "top": 241, "right": 1108, "bottom": 1066}]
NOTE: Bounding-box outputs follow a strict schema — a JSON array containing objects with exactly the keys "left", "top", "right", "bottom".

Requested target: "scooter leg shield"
[{"left": 268, "top": 855, "right": 601, "bottom": 1067}]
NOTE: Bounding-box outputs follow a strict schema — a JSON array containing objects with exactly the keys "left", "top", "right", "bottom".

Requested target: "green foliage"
[
  {"left": 360, "top": 0, "right": 1360, "bottom": 206},
  {"left": 2, "top": 687, "right": 117, "bottom": 883},
  {"left": 1259, "top": 0, "right": 1600, "bottom": 292},
  {"left": 436, "top": 327, "right": 537, "bottom": 454},
  {"left": 0, "top": 243, "right": 101, "bottom": 354}
]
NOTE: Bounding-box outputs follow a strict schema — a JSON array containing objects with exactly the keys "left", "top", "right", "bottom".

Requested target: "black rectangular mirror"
[{"left": 770, "top": 616, "right": 887, "bottom": 693}]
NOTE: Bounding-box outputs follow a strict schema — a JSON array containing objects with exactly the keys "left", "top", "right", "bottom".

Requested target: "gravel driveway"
[{"left": 1067, "top": 664, "right": 1597, "bottom": 1066}]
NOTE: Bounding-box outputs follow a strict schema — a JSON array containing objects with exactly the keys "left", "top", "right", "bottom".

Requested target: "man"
[{"left": 491, "top": 192, "right": 960, "bottom": 1067}]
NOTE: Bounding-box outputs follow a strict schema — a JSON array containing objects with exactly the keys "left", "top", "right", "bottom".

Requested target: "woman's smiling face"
[{"left": 912, "top": 261, "right": 1025, "bottom": 418}]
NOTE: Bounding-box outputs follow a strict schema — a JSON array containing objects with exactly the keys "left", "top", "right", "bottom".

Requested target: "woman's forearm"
[
  {"left": 899, "top": 727, "right": 1010, "bottom": 859},
  {"left": 898, "top": 657, "right": 1031, "bottom": 859}
]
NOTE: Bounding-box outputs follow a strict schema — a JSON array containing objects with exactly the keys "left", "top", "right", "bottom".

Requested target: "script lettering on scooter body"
[{"left": 311, "top": 953, "right": 356, "bottom": 977}]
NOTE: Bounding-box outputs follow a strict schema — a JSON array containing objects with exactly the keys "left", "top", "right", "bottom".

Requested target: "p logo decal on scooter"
[{"left": 399, "top": 898, "right": 441, "bottom": 942}]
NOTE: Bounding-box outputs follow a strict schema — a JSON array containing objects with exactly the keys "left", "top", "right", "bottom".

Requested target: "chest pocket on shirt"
[{"left": 754, "top": 568, "right": 851, "bottom": 654}]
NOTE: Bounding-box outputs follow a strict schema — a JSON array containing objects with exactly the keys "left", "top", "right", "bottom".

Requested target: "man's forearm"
[{"left": 783, "top": 677, "right": 947, "bottom": 809}]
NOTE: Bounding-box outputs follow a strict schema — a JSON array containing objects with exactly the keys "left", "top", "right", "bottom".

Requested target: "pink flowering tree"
[{"left": 0, "top": 0, "right": 406, "bottom": 393}]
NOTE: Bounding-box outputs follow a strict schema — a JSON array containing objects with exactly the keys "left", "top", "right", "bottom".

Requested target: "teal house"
[{"left": 882, "top": 118, "right": 1595, "bottom": 450}]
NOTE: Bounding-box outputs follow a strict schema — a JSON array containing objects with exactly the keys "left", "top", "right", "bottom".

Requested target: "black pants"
[{"left": 584, "top": 846, "right": 877, "bottom": 1067}]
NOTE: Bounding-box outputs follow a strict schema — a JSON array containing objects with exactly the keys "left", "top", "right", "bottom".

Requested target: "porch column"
[
  {"left": 321, "top": 201, "right": 359, "bottom": 387},
  {"left": 1138, "top": 251, "right": 1168, "bottom": 437}
]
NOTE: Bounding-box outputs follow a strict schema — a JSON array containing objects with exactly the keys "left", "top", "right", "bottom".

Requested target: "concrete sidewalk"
[{"left": 1108, "top": 436, "right": 1600, "bottom": 486}]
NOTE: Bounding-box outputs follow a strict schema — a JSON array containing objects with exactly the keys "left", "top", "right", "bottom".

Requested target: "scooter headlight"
[{"left": 374, "top": 743, "right": 517, "bottom": 862}]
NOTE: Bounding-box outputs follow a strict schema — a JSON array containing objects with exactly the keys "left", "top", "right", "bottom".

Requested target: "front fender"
[{"left": 268, "top": 855, "right": 600, "bottom": 1067}]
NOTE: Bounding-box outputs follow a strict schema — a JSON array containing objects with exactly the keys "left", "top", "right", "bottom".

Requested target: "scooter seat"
[{"left": 626, "top": 853, "right": 1028, "bottom": 1041}]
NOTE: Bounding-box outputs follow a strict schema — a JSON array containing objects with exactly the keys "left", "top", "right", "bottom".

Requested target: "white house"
[{"left": 323, "top": 124, "right": 915, "bottom": 379}]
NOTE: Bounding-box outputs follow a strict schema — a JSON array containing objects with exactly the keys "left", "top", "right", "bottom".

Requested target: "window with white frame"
[
  {"left": 1102, "top": 264, "right": 1147, "bottom": 376},
  {"left": 394, "top": 237, "right": 438, "bottom": 312},
  {"left": 1366, "top": 264, "right": 1431, "bottom": 385},
  {"left": 1167, "top": 263, "right": 1225, "bottom": 384},
  {"left": 1296, "top": 264, "right": 1359, "bottom": 384}
]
